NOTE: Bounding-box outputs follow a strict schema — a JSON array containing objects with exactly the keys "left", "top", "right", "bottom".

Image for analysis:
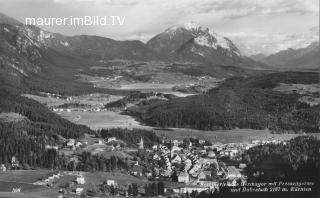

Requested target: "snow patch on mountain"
[
  {"left": 165, "top": 22, "right": 240, "bottom": 55},
  {"left": 183, "top": 22, "right": 201, "bottom": 31}
]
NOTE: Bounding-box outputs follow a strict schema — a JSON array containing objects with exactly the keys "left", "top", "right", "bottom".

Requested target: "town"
[{"left": 0, "top": 130, "right": 285, "bottom": 197}]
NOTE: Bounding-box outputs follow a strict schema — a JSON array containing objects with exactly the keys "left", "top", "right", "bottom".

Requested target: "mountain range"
[
  {"left": 0, "top": 13, "right": 265, "bottom": 76},
  {"left": 250, "top": 42, "right": 320, "bottom": 70},
  {"left": 0, "top": 12, "right": 318, "bottom": 94}
]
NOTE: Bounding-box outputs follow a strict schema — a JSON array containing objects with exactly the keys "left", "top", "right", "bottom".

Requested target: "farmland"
[
  {"left": 57, "top": 110, "right": 147, "bottom": 130},
  {"left": 153, "top": 128, "right": 320, "bottom": 143}
]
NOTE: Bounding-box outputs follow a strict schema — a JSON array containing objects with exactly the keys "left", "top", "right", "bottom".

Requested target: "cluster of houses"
[
  {"left": 128, "top": 137, "right": 286, "bottom": 195},
  {"left": 34, "top": 172, "right": 63, "bottom": 186},
  {"left": 0, "top": 156, "right": 21, "bottom": 171}
]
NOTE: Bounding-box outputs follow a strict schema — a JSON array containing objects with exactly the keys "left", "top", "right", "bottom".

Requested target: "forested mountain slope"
[{"left": 127, "top": 72, "right": 320, "bottom": 133}]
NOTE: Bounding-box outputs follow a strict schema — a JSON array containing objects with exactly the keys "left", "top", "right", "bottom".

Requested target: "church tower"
[{"left": 139, "top": 137, "right": 144, "bottom": 150}]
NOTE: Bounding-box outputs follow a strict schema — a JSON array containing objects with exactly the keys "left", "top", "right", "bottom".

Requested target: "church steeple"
[{"left": 139, "top": 137, "right": 144, "bottom": 150}]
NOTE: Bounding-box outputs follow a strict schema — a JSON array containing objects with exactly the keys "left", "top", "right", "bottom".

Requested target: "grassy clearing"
[
  {"left": 58, "top": 111, "right": 149, "bottom": 130},
  {"left": 22, "top": 94, "right": 67, "bottom": 107},
  {"left": 0, "top": 181, "right": 43, "bottom": 192},
  {"left": 0, "top": 170, "right": 53, "bottom": 183},
  {"left": 83, "top": 171, "right": 148, "bottom": 188},
  {"left": 0, "top": 192, "right": 50, "bottom": 198},
  {"left": 0, "top": 113, "right": 28, "bottom": 123},
  {"left": 154, "top": 128, "right": 320, "bottom": 143}
]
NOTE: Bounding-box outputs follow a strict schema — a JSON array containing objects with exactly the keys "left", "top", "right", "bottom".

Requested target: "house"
[
  {"left": 252, "top": 140, "right": 261, "bottom": 145},
  {"left": 220, "top": 149, "right": 238, "bottom": 158},
  {"left": 12, "top": 188, "right": 21, "bottom": 193},
  {"left": 0, "top": 164, "right": 6, "bottom": 172},
  {"left": 226, "top": 166, "right": 241, "bottom": 179},
  {"left": 172, "top": 188, "right": 180, "bottom": 194},
  {"left": 145, "top": 172, "right": 152, "bottom": 177},
  {"left": 107, "top": 137, "right": 117, "bottom": 143},
  {"left": 107, "top": 180, "right": 115, "bottom": 186},
  {"left": 178, "top": 172, "right": 189, "bottom": 183},
  {"left": 171, "top": 155, "right": 182, "bottom": 164},
  {"left": 45, "top": 145, "right": 59, "bottom": 150},
  {"left": 76, "top": 176, "right": 85, "bottom": 184},
  {"left": 239, "top": 163, "right": 247, "bottom": 169},
  {"left": 197, "top": 172, "right": 206, "bottom": 180},
  {"left": 173, "top": 140, "right": 180, "bottom": 147},
  {"left": 75, "top": 142, "right": 82, "bottom": 148},
  {"left": 76, "top": 187, "right": 84, "bottom": 195},
  {"left": 67, "top": 139, "right": 75, "bottom": 147},
  {"left": 11, "top": 156, "right": 19, "bottom": 168},
  {"left": 96, "top": 140, "right": 104, "bottom": 145},
  {"left": 200, "top": 158, "right": 218, "bottom": 167},
  {"left": 207, "top": 151, "right": 216, "bottom": 158},
  {"left": 200, "top": 149, "right": 207, "bottom": 155},
  {"left": 152, "top": 145, "right": 158, "bottom": 150}
]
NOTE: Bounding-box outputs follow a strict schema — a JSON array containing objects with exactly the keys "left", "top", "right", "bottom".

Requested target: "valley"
[{"left": 0, "top": 12, "right": 319, "bottom": 198}]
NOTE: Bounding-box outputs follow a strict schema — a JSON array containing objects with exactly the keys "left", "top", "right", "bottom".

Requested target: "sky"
[{"left": 0, "top": 0, "right": 319, "bottom": 55}]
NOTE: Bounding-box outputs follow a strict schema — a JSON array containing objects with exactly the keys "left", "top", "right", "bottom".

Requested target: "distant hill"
[
  {"left": 260, "top": 42, "right": 320, "bottom": 69},
  {"left": 249, "top": 53, "right": 267, "bottom": 61}
]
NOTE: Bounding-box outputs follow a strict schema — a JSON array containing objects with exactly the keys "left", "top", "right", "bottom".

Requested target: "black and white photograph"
[{"left": 0, "top": 0, "right": 319, "bottom": 197}]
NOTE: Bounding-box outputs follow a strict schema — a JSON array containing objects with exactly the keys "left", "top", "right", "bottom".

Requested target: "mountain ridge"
[{"left": 259, "top": 42, "right": 320, "bottom": 69}]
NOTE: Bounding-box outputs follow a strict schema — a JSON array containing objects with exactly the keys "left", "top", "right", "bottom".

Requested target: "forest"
[
  {"left": 127, "top": 72, "right": 320, "bottom": 133},
  {"left": 242, "top": 136, "right": 320, "bottom": 182},
  {"left": 0, "top": 86, "right": 93, "bottom": 139}
]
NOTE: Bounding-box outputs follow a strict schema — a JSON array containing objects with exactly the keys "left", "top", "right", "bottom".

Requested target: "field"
[
  {"left": 154, "top": 128, "right": 320, "bottom": 143},
  {"left": 0, "top": 192, "right": 49, "bottom": 198},
  {"left": 0, "top": 113, "right": 27, "bottom": 123},
  {"left": 57, "top": 110, "right": 149, "bottom": 130},
  {"left": 22, "top": 93, "right": 147, "bottom": 130},
  {"left": 22, "top": 94, "right": 67, "bottom": 107},
  {"left": 0, "top": 170, "right": 53, "bottom": 183},
  {"left": 80, "top": 60, "right": 221, "bottom": 97},
  {"left": 118, "top": 83, "right": 194, "bottom": 97},
  {"left": 79, "top": 143, "right": 133, "bottom": 159},
  {"left": 23, "top": 93, "right": 123, "bottom": 108},
  {"left": 0, "top": 170, "right": 58, "bottom": 197},
  {"left": 83, "top": 171, "right": 148, "bottom": 187}
]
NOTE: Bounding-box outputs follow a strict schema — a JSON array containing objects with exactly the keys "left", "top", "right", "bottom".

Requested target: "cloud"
[{"left": 227, "top": 27, "right": 319, "bottom": 55}]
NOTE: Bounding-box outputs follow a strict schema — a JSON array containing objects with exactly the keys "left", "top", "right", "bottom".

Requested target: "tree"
[
  {"left": 128, "top": 185, "right": 133, "bottom": 197},
  {"left": 158, "top": 182, "right": 165, "bottom": 195}
]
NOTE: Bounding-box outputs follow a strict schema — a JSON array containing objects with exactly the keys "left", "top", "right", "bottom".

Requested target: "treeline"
[
  {"left": 144, "top": 182, "right": 165, "bottom": 197},
  {"left": 99, "top": 128, "right": 161, "bottom": 148},
  {"left": 127, "top": 72, "right": 320, "bottom": 133}
]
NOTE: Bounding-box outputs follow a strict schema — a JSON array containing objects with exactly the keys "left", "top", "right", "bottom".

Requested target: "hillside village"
[{"left": 0, "top": 131, "right": 285, "bottom": 197}]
